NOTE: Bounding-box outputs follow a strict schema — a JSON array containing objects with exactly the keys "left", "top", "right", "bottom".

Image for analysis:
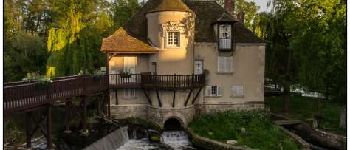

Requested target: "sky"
[
  {"left": 137, "top": 0, "right": 271, "bottom": 13},
  {"left": 249, "top": 0, "right": 271, "bottom": 12}
]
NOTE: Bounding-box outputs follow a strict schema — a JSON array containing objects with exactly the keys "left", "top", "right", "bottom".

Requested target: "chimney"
[
  {"left": 224, "top": 0, "right": 234, "bottom": 16},
  {"left": 237, "top": 11, "right": 245, "bottom": 24}
]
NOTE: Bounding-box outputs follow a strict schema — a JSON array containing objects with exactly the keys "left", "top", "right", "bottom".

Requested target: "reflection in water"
[{"left": 116, "top": 131, "right": 195, "bottom": 150}]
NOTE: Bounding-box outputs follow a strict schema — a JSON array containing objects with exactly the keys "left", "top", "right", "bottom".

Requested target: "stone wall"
[{"left": 110, "top": 102, "right": 264, "bottom": 129}]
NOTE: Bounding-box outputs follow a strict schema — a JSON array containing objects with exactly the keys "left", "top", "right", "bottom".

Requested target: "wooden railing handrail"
[
  {"left": 4, "top": 75, "right": 109, "bottom": 113},
  {"left": 4, "top": 74, "right": 205, "bottom": 113}
]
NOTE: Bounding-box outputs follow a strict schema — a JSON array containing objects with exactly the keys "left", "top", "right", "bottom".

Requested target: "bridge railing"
[{"left": 4, "top": 75, "right": 108, "bottom": 113}]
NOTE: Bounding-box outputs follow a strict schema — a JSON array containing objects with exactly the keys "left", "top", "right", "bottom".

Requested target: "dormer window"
[
  {"left": 167, "top": 32, "right": 180, "bottom": 47},
  {"left": 213, "top": 13, "right": 238, "bottom": 51},
  {"left": 218, "top": 24, "right": 232, "bottom": 50}
]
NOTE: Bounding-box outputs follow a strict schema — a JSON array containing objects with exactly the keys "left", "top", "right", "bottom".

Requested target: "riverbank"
[
  {"left": 189, "top": 111, "right": 301, "bottom": 150},
  {"left": 265, "top": 95, "right": 345, "bottom": 135}
]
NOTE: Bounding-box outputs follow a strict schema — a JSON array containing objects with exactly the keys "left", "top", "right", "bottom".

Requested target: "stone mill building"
[{"left": 100, "top": 0, "right": 265, "bottom": 128}]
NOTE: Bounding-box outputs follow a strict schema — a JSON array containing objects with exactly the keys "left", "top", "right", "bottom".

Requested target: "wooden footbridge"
[{"left": 4, "top": 74, "right": 205, "bottom": 149}]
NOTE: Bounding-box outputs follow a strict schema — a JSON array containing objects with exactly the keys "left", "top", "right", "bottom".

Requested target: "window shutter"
[
  {"left": 205, "top": 86, "right": 212, "bottom": 96},
  {"left": 232, "top": 85, "right": 244, "bottom": 97},
  {"left": 218, "top": 57, "right": 224, "bottom": 72},
  {"left": 218, "top": 57, "right": 233, "bottom": 73},
  {"left": 216, "top": 86, "right": 222, "bottom": 96},
  {"left": 228, "top": 57, "right": 233, "bottom": 72}
]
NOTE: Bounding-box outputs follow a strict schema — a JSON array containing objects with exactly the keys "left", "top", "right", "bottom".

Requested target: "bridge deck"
[
  {"left": 4, "top": 75, "right": 109, "bottom": 113},
  {"left": 4, "top": 74, "right": 205, "bottom": 114}
]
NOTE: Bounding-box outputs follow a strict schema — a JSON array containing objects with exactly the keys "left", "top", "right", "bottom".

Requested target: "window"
[
  {"left": 167, "top": 32, "right": 180, "bottom": 47},
  {"left": 123, "top": 89, "right": 136, "bottom": 98},
  {"left": 231, "top": 85, "right": 244, "bottom": 97},
  {"left": 205, "top": 85, "right": 221, "bottom": 97},
  {"left": 123, "top": 57, "right": 137, "bottom": 82},
  {"left": 218, "top": 56, "right": 233, "bottom": 73},
  {"left": 219, "top": 24, "right": 231, "bottom": 39},
  {"left": 218, "top": 24, "right": 232, "bottom": 49}
]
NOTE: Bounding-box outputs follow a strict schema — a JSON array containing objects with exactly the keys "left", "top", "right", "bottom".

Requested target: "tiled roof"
[
  {"left": 100, "top": 27, "right": 157, "bottom": 53},
  {"left": 124, "top": 0, "right": 264, "bottom": 43},
  {"left": 148, "top": 0, "right": 192, "bottom": 13}
]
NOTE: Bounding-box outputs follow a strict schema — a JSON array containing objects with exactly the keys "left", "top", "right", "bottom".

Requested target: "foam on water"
[
  {"left": 160, "top": 131, "right": 194, "bottom": 150},
  {"left": 117, "top": 139, "right": 159, "bottom": 150},
  {"left": 116, "top": 131, "right": 195, "bottom": 150}
]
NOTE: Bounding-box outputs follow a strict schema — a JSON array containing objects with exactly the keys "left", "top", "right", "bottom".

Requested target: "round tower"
[
  {"left": 146, "top": 0, "right": 194, "bottom": 50},
  {"left": 145, "top": 0, "right": 195, "bottom": 75}
]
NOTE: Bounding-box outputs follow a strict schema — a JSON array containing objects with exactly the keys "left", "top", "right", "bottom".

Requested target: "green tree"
[
  {"left": 259, "top": 0, "right": 346, "bottom": 111},
  {"left": 111, "top": 0, "right": 140, "bottom": 29},
  {"left": 46, "top": 0, "right": 113, "bottom": 77},
  {"left": 4, "top": 31, "right": 47, "bottom": 81}
]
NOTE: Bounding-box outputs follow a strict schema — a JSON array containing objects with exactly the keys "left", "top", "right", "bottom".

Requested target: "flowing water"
[
  {"left": 116, "top": 131, "right": 195, "bottom": 150},
  {"left": 160, "top": 131, "right": 195, "bottom": 150}
]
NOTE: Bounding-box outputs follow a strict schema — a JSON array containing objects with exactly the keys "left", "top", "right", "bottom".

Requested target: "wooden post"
[
  {"left": 64, "top": 101, "right": 72, "bottom": 133},
  {"left": 115, "top": 89, "right": 118, "bottom": 105},
  {"left": 47, "top": 105, "right": 53, "bottom": 149},
  {"left": 97, "top": 96, "right": 101, "bottom": 115},
  {"left": 26, "top": 111, "right": 32, "bottom": 148},
  {"left": 172, "top": 74, "right": 176, "bottom": 107},
  {"left": 80, "top": 97, "right": 87, "bottom": 134},
  {"left": 107, "top": 91, "right": 111, "bottom": 117}
]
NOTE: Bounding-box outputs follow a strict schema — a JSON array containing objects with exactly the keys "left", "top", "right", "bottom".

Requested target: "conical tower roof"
[{"left": 148, "top": 0, "right": 191, "bottom": 13}]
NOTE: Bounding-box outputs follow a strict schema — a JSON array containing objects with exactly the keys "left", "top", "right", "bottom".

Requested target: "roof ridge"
[{"left": 148, "top": 0, "right": 192, "bottom": 13}]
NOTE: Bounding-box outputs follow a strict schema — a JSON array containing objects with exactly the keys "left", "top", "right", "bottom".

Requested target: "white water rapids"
[{"left": 116, "top": 131, "right": 195, "bottom": 150}]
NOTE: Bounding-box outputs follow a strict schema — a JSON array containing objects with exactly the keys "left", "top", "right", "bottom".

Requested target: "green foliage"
[
  {"left": 46, "top": 0, "right": 113, "bottom": 77},
  {"left": 215, "top": 0, "right": 259, "bottom": 30},
  {"left": 111, "top": 0, "right": 140, "bottom": 28},
  {"left": 4, "top": 118, "right": 25, "bottom": 145},
  {"left": 254, "top": 0, "right": 346, "bottom": 103},
  {"left": 4, "top": 31, "right": 47, "bottom": 82},
  {"left": 189, "top": 111, "right": 300, "bottom": 150},
  {"left": 266, "top": 95, "right": 345, "bottom": 134},
  {"left": 235, "top": 0, "right": 260, "bottom": 30}
]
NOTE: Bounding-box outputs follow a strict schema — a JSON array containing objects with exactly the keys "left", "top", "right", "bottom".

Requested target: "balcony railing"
[
  {"left": 4, "top": 74, "right": 205, "bottom": 113},
  {"left": 109, "top": 74, "right": 205, "bottom": 89}
]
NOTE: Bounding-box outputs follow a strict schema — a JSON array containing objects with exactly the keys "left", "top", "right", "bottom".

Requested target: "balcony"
[{"left": 109, "top": 74, "right": 205, "bottom": 90}]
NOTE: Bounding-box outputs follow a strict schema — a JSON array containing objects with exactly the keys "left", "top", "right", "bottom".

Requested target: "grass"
[
  {"left": 189, "top": 111, "right": 300, "bottom": 150},
  {"left": 265, "top": 94, "right": 345, "bottom": 134}
]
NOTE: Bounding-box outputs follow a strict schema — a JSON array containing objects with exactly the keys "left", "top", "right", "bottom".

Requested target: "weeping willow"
[{"left": 46, "top": 4, "right": 106, "bottom": 77}]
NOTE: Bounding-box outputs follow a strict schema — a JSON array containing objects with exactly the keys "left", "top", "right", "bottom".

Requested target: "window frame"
[
  {"left": 166, "top": 31, "right": 180, "bottom": 48},
  {"left": 217, "top": 56, "right": 233, "bottom": 73},
  {"left": 205, "top": 85, "right": 222, "bottom": 97}
]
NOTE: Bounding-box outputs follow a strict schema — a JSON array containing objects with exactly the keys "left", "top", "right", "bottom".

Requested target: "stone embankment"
[{"left": 187, "top": 129, "right": 254, "bottom": 150}]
